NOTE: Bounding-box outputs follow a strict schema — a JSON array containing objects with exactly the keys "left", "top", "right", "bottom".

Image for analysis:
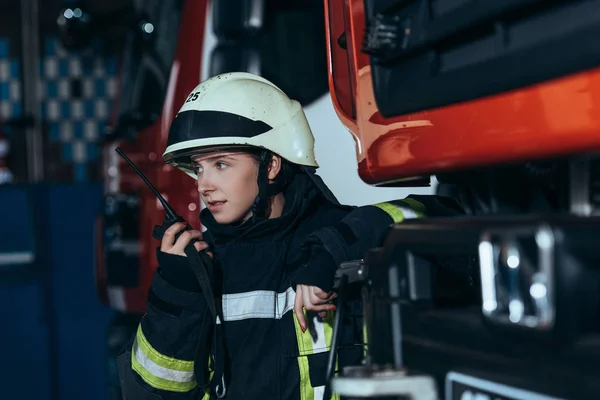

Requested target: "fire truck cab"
[{"left": 325, "top": 1, "right": 600, "bottom": 399}]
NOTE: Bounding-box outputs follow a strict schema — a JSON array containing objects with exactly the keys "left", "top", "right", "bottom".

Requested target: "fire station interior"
[{"left": 1, "top": 0, "right": 599, "bottom": 399}]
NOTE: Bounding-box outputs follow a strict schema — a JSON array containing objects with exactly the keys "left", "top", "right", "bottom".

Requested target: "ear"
[{"left": 267, "top": 154, "right": 282, "bottom": 181}]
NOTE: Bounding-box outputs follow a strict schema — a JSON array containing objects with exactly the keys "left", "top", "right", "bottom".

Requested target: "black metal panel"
[
  {"left": 364, "top": 0, "right": 600, "bottom": 117},
  {"left": 364, "top": 214, "right": 600, "bottom": 399}
]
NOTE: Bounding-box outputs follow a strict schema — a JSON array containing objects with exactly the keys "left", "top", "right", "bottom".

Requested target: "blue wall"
[{"left": 0, "top": 184, "right": 114, "bottom": 400}]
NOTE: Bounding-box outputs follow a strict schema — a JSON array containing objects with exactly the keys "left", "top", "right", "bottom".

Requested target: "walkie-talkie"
[{"left": 115, "top": 147, "right": 193, "bottom": 242}]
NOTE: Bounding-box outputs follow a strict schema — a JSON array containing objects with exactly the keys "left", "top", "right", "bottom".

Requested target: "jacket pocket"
[
  {"left": 306, "top": 351, "right": 329, "bottom": 388},
  {"left": 282, "top": 310, "right": 337, "bottom": 399}
]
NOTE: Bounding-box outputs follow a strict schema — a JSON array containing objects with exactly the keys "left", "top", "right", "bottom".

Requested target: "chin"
[
  {"left": 213, "top": 214, "right": 243, "bottom": 225},
  {"left": 213, "top": 210, "right": 253, "bottom": 226},
  {"left": 213, "top": 215, "right": 232, "bottom": 224}
]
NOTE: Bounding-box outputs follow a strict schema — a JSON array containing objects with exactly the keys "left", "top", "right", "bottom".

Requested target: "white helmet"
[{"left": 163, "top": 72, "right": 319, "bottom": 178}]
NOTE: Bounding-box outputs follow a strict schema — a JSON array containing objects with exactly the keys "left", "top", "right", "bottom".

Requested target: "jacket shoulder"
[{"left": 298, "top": 199, "right": 352, "bottom": 236}]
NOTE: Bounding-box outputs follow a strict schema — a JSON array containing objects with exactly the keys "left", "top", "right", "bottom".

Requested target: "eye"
[
  {"left": 194, "top": 165, "right": 203, "bottom": 174},
  {"left": 216, "top": 162, "right": 228, "bottom": 170}
]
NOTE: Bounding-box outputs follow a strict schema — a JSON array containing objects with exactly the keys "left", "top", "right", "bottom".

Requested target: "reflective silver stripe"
[
  {"left": 394, "top": 204, "right": 418, "bottom": 219},
  {"left": 216, "top": 287, "right": 296, "bottom": 323},
  {"left": 315, "top": 385, "right": 325, "bottom": 400},
  {"left": 311, "top": 313, "right": 327, "bottom": 353},
  {"left": 133, "top": 337, "right": 195, "bottom": 383}
]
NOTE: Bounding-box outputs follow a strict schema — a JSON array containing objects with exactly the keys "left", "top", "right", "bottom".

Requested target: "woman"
[{"left": 117, "top": 72, "right": 442, "bottom": 400}]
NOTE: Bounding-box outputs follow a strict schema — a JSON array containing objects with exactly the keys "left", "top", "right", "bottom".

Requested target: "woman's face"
[{"left": 192, "top": 151, "right": 260, "bottom": 225}]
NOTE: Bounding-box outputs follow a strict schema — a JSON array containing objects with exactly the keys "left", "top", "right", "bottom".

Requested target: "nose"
[{"left": 196, "top": 169, "right": 216, "bottom": 195}]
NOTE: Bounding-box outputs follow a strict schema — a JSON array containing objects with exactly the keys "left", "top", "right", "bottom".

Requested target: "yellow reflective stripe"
[
  {"left": 294, "top": 311, "right": 314, "bottom": 400},
  {"left": 132, "top": 350, "right": 197, "bottom": 392},
  {"left": 373, "top": 202, "right": 405, "bottom": 223},
  {"left": 374, "top": 198, "right": 427, "bottom": 223},
  {"left": 131, "top": 325, "right": 197, "bottom": 392},
  {"left": 135, "top": 325, "right": 194, "bottom": 372},
  {"left": 400, "top": 198, "right": 426, "bottom": 218}
]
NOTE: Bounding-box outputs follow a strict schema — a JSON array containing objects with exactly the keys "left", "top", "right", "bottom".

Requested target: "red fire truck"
[
  {"left": 325, "top": 1, "right": 600, "bottom": 399},
  {"left": 88, "top": 1, "right": 208, "bottom": 397}
]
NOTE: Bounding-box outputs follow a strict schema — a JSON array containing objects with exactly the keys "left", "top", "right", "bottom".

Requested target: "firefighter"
[{"left": 116, "top": 72, "right": 457, "bottom": 399}]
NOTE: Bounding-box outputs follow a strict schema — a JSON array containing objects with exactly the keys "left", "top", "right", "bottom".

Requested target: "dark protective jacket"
[{"left": 117, "top": 171, "right": 463, "bottom": 400}]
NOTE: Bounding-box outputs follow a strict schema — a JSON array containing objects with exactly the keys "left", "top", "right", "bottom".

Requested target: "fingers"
[
  {"left": 161, "top": 223, "right": 205, "bottom": 256},
  {"left": 170, "top": 230, "right": 203, "bottom": 255},
  {"left": 193, "top": 240, "right": 210, "bottom": 253},
  {"left": 295, "top": 285, "right": 339, "bottom": 333},
  {"left": 309, "top": 287, "right": 337, "bottom": 305},
  {"left": 313, "top": 287, "right": 330, "bottom": 300},
  {"left": 307, "top": 287, "right": 337, "bottom": 311},
  {"left": 294, "top": 285, "right": 306, "bottom": 332},
  {"left": 160, "top": 222, "right": 186, "bottom": 252},
  {"left": 313, "top": 287, "right": 337, "bottom": 302},
  {"left": 303, "top": 287, "right": 335, "bottom": 311},
  {"left": 305, "top": 302, "right": 337, "bottom": 312}
]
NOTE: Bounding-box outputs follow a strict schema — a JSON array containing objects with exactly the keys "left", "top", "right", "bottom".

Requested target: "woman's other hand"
[{"left": 294, "top": 284, "right": 337, "bottom": 332}]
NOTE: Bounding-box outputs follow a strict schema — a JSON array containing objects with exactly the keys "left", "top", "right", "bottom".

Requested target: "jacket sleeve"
[
  {"left": 117, "top": 249, "right": 214, "bottom": 400},
  {"left": 294, "top": 195, "right": 464, "bottom": 292}
]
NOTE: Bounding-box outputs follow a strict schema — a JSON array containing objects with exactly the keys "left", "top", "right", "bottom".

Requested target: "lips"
[{"left": 207, "top": 200, "right": 226, "bottom": 211}]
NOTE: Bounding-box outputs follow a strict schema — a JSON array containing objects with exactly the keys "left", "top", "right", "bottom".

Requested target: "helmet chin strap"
[
  {"left": 251, "top": 150, "right": 271, "bottom": 222},
  {"left": 250, "top": 150, "right": 288, "bottom": 223}
]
